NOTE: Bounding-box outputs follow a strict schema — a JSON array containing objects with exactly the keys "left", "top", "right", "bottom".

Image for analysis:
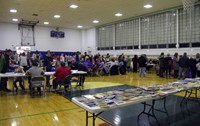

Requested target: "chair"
[
  {"left": 58, "top": 75, "right": 72, "bottom": 92},
  {"left": 110, "top": 65, "right": 119, "bottom": 75},
  {"left": 30, "top": 76, "right": 45, "bottom": 97}
]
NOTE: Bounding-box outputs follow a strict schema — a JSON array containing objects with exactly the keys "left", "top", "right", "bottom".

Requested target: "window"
[{"left": 96, "top": 5, "right": 200, "bottom": 50}]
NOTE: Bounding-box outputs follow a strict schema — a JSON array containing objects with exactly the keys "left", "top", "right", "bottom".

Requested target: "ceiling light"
[
  {"left": 77, "top": 25, "right": 83, "bottom": 28},
  {"left": 144, "top": 4, "right": 152, "bottom": 8},
  {"left": 54, "top": 15, "right": 60, "bottom": 18},
  {"left": 10, "top": 9, "right": 17, "bottom": 13},
  {"left": 44, "top": 22, "right": 49, "bottom": 25},
  {"left": 115, "top": 13, "right": 123, "bottom": 17},
  {"left": 93, "top": 20, "right": 99, "bottom": 23},
  {"left": 12, "top": 18, "right": 18, "bottom": 22},
  {"left": 70, "top": 4, "right": 78, "bottom": 9}
]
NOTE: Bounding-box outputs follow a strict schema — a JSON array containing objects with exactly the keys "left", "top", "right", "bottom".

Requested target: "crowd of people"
[
  {"left": 158, "top": 52, "right": 200, "bottom": 79},
  {"left": 0, "top": 49, "right": 200, "bottom": 92}
]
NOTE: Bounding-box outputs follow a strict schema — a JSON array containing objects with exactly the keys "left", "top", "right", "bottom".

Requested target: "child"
[{"left": 13, "top": 66, "right": 25, "bottom": 92}]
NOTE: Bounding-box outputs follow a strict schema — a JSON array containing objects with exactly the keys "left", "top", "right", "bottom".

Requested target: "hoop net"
[{"left": 182, "top": 0, "right": 195, "bottom": 11}]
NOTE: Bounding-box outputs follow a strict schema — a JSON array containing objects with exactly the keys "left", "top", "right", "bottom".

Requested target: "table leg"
[
  {"left": 85, "top": 111, "right": 103, "bottom": 126},
  {"left": 93, "top": 113, "right": 95, "bottom": 126},
  {"left": 151, "top": 100, "right": 160, "bottom": 126},
  {"left": 163, "top": 97, "right": 170, "bottom": 125},
  {"left": 138, "top": 97, "right": 169, "bottom": 126},
  {"left": 181, "top": 88, "right": 200, "bottom": 106},
  {"left": 138, "top": 102, "right": 146, "bottom": 120},
  {"left": 180, "top": 90, "right": 189, "bottom": 106},
  {"left": 86, "top": 111, "right": 88, "bottom": 126}
]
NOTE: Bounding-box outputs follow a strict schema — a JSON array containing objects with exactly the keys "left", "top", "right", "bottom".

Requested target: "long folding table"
[
  {"left": 0, "top": 70, "right": 87, "bottom": 91},
  {"left": 72, "top": 79, "right": 200, "bottom": 126}
]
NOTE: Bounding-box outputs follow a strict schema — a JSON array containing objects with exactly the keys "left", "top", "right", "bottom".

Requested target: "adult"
[
  {"left": 172, "top": 52, "right": 179, "bottom": 78},
  {"left": 158, "top": 52, "right": 166, "bottom": 78},
  {"left": 60, "top": 53, "right": 65, "bottom": 62},
  {"left": 118, "top": 53, "right": 125, "bottom": 62},
  {"left": 196, "top": 60, "right": 200, "bottom": 77},
  {"left": 105, "top": 53, "right": 110, "bottom": 62},
  {"left": 126, "top": 55, "right": 131, "bottom": 72},
  {"left": 43, "top": 50, "right": 53, "bottom": 87},
  {"left": 132, "top": 55, "right": 138, "bottom": 72},
  {"left": 0, "top": 51, "right": 8, "bottom": 91},
  {"left": 0, "top": 49, "right": 12, "bottom": 92},
  {"left": 31, "top": 53, "right": 39, "bottom": 66},
  {"left": 75, "top": 51, "right": 81, "bottom": 63},
  {"left": 178, "top": 52, "right": 190, "bottom": 80},
  {"left": 26, "top": 61, "right": 44, "bottom": 94},
  {"left": 165, "top": 53, "right": 173, "bottom": 78},
  {"left": 196, "top": 53, "right": 200, "bottom": 77},
  {"left": 52, "top": 62, "right": 71, "bottom": 90},
  {"left": 189, "top": 56, "right": 197, "bottom": 78},
  {"left": 138, "top": 54, "right": 147, "bottom": 78},
  {"left": 71, "top": 62, "right": 87, "bottom": 86},
  {"left": 19, "top": 52, "right": 28, "bottom": 71}
]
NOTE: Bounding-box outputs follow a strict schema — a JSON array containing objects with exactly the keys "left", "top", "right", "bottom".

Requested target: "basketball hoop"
[{"left": 182, "top": 0, "right": 195, "bottom": 11}]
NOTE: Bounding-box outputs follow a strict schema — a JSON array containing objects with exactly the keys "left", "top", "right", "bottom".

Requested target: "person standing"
[
  {"left": 138, "top": 54, "right": 147, "bottom": 78},
  {"left": 132, "top": 55, "right": 138, "bottom": 72},
  {"left": 19, "top": 52, "right": 28, "bottom": 72},
  {"left": 0, "top": 50, "right": 12, "bottom": 92},
  {"left": 0, "top": 51, "right": 7, "bottom": 91},
  {"left": 173, "top": 53, "right": 179, "bottom": 78},
  {"left": 196, "top": 60, "right": 200, "bottom": 77},
  {"left": 43, "top": 51, "right": 53, "bottom": 87},
  {"left": 178, "top": 52, "right": 190, "bottom": 80},
  {"left": 196, "top": 53, "right": 200, "bottom": 77},
  {"left": 126, "top": 55, "right": 131, "bottom": 72},
  {"left": 75, "top": 51, "right": 81, "bottom": 63},
  {"left": 60, "top": 53, "right": 65, "bottom": 62},
  {"left": 158, "top": 52, "right": 166, "bottom": 78},
  {"left": 189, "top": 56, "right": 197, "bottom": 78},
  {"left": 165, "top": 53, "right": 173, "bottom": 78}
]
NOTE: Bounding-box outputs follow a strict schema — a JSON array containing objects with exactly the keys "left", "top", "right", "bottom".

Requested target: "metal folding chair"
[
  {"left": 30, "top": 76, "right": 45, "bottom": 97},
  {"left": 58, "top": 75, "right": 72, "bottom": 92}
]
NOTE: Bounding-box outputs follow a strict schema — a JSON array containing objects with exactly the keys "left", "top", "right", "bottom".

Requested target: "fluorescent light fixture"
[
  {"left": 10, "top": 9, "right": 17, "bottom": 13},
  {"left": 44, "top": 22, "right": 49, "bottom": 25},
  {"left": 54, "top": 15, "right": 60, "bottom": 18},
  {"left": 12, "top": 18, "right": 18, "bottom": 22},
  {"left": 115, "top": 13, "right": 123, "bottom": 17},
  {"left": 77, "top": 25, "right": 83, "bottom": 28},
  {"left": 70, "top": 4, "right": 78, "bottom": 9},
  {"left": 144, "top": 4, "right": 152, "bottom": 8},
  {"left": 93, "top": 20, "right": 99, "bottom": 23}
]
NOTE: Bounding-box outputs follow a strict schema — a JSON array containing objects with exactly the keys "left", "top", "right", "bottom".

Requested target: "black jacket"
[{"left": 138, "top": 56, "right": 147, "bottom": 67}]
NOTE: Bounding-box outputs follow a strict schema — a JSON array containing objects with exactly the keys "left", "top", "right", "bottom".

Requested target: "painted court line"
[{"left": 0, "top": 107, "right": 79, "bottom": 121}]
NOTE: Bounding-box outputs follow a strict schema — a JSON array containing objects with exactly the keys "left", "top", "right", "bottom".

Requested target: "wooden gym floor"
[{"left": 0, "top": 72, "right": 198, "bottom": 126}]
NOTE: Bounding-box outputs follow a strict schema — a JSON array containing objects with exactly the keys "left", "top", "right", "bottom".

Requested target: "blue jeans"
[
  {"left": 178, "top": 67, "right": 189, "bottom": 80},
  {"left": 139, "top": 67, "right": 146, "bottom": 78}
]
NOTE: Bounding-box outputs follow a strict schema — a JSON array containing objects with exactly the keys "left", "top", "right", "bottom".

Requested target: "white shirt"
[
  {"left": 20, "top": 56, "right": 27, "bottom": 66},
  {"left": 60, "top": 55, "right": 65, "bottom": 62},
  {"left": 196, "top": 63, "right": 200, "bottom": 71}
]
